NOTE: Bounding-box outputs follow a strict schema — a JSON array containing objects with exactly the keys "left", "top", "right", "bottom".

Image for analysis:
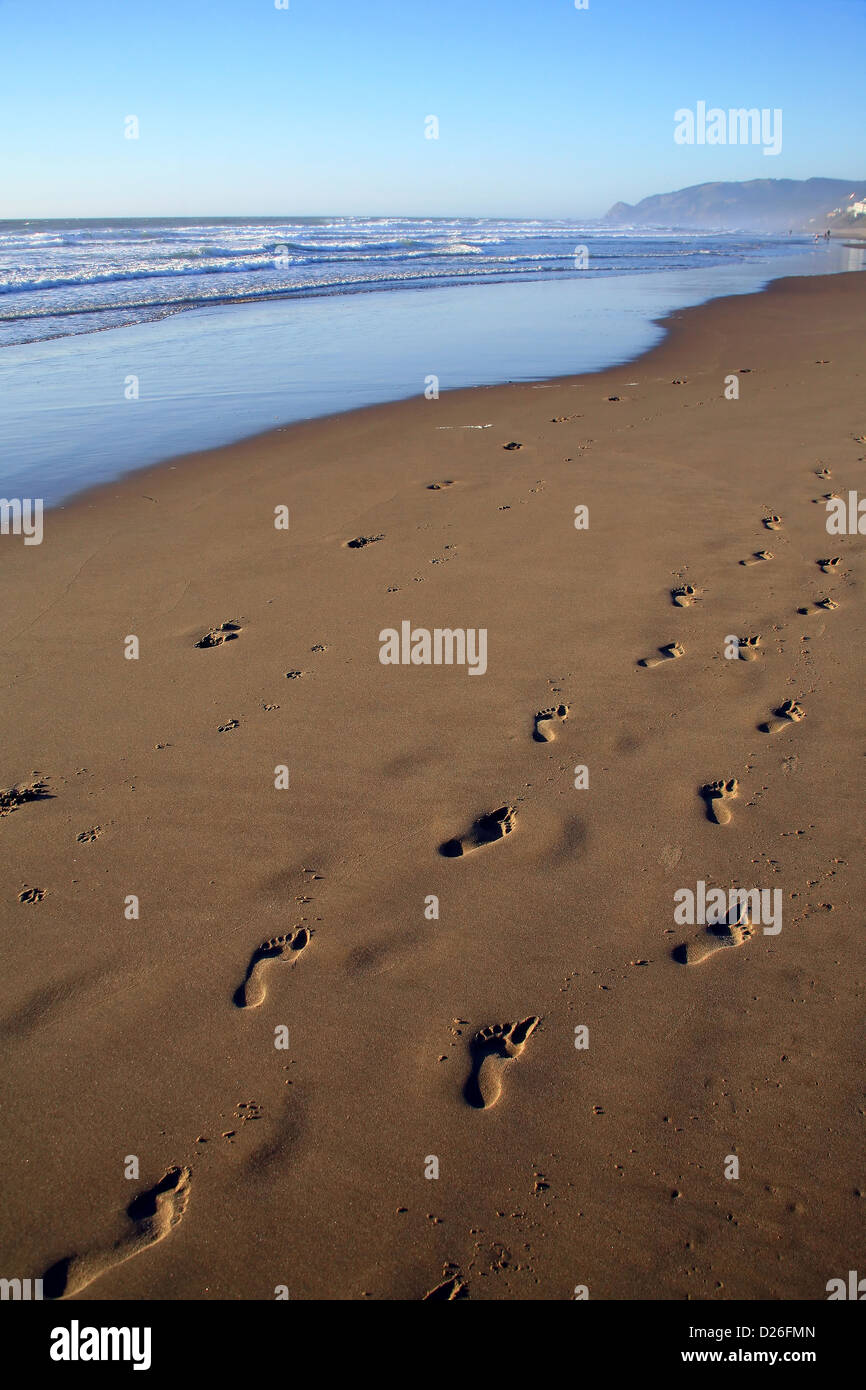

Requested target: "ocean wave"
[{"left": 0, "top": 217, "right": 801, "bottom": 346}]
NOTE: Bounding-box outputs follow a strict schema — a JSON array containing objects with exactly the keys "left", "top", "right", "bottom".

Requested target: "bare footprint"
[
  {"left": 345, "top": 534, "right": 384, "bottom": 549},
  {"left": 423, "top": 1266, "right": 469, "bottom": 1300},
  {"left": 639, "top": 641, "right": 685, "bottom": 668},
  {"left": 42, "top": 1166, "right": 191, "bottom": 1299},
  {"left": 701, "top": 778, "right": 739, "bottom": 825},
  {"left": 741, "top": 550, "right": 773, "bottom": 566},
  {"left": 818, "top": 557, "right": 841, "bottom": 574},
  {"left": 737, "top": 635, "right": 762, "bottom": 661},
  {"left": 798, "top": 598, "right": 838, "bottom": 615},
  {"left": 671, "top": 585, "right": 699, "bottom": 607},
  {"left": 196, "top": 620, "right": 242, "bottom": 648},
  {"left": 463, "top": 1016, "right": 539, "bottom": 1109},
  {"left": 439, "top": 806, "right": 516, "bottom": 858},
  {"left": 0, "top": 778, "right": 52, "bottom": 817},
  {"left": 533, "top": 704, "right": 569, "bottom": 741},
  {"left": 234, "top": 927, "right": 310, "bottom": 1008},
  {"left": 18, "top": 886, "right": 45, "bottom": 903},
  {"left": 760, "top": 699, "right": 806, "bottom": 734},
  {"left": 763, "top": 514, "right": 783, "bottom": 531},
  {"left": 673, "top": 907, "right": 753, "bottom": 965}
]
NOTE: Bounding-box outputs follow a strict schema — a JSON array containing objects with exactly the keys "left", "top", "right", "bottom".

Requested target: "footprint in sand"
[
  {"left": 0, "top": 779, "right": 52, "bottom": 817},
  {"left": 18, "top": 886, "right": 45, "bottom": 903},
  {"left": 533, "top": 704, "right": 569, "bottom": 741},
  {"left": 813, "top": 492, "right": 841, "bottom": 504},
  {"left": 503, "top": 441, "right": 523, "bottom": 451},
  {"left": 345, "top": 534, "right": 384, "bottom": 549},
  {"left": 427, "top": 480, "right": 455, "bottom": 490},
  {"left": 42, "top": 1166, "right": 191, "bottom": 1299},
  {"left": 639, "top": 641, "right": 685, "bottom": 668},
  {"left": 737, "top": 635, "right": 762, "bottom": 661},
  {"left": 760, "top": 699, "right": 806, "bottom": 734},
  {"left": 673, "top": 906, "right": 753, "bottom": 965},
  {"left": 799, "top": 598, "right": 838, "bottom": 615},
  {"left": 741, "top": 550, "right": 773, "bottom": 566},
  {"left": 195, "top": 621, "right": 242, "bottom": 648},
  {"left": 439, "top": 806, "right": 516, "bottom": 858},
  {"left": 701, "top": 778, "right": 739, "bottom": 825},
  {"left": 671, "top": 585, "right": 699, "bottom": 607},
  {"left": 818, "top": 557, "right": 841, "bottom": 574},
  {"left": 815, "top": 467, "right": 832, "bottom": 478},
  {"left": 234, "top": 927, "right": 310, "bottom": 1008},
  {"left": 463, "top": 1016, "right": 539, "bottom": 1109},
  {"left": 423, "top": 1268, "right": 469, "bottom": 1300},
  {"left": 762, "top": 515, "right": 783, "bottom": 531}
]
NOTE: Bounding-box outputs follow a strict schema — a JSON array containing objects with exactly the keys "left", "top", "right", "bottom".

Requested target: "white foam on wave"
[{"left": 0, "top": 216, "right": 806, "bottom": 348}]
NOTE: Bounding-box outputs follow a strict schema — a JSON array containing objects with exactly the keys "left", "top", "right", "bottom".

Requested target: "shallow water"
[{"left": 0, "top": 235, "right": 862, "bottom": 506}]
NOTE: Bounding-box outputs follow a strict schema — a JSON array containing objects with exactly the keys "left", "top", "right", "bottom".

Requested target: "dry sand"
[{"left": 1, "top": 270, "right": 864, "bottom": 1301}]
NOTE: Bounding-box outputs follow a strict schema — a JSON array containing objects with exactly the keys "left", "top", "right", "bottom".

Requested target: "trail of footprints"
[
  {"left": 25, "top": 442, "right": 855, "bottom": 1297},
  {"left": 664, "top": 472, "right": 848, "bottom": 966}
]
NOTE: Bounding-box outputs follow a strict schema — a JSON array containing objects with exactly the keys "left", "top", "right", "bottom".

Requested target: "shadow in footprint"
[
  {"left": 0, "top": 779, "right": 53, "bottom": 816},
  {"left": 673, "top": 905, "right": 752, "bottom": 965},
  {"left": 195, "top": 621, "right": 242, "bottom": 648},
  {"left": 42, "top": 1256, "right": 74, "bottom": 1302},
  {"left": 345, "top": 534, "right": 384, "bottom": 549},
  {"left": 701, "top": 778, "right": 739, "bottom": 825},
  {"left": 126, "top": 1166, "right": 186, "bottom": 1223},
  {"left": 463, "top": 1016, "right": 539, "bottom": 1109},
  {"left": 439, "top": 806, "right": 516, "bottom": 858},
  {"left": 533, "top": 704, "right": 569, "bottom": 741},
  {"left": 423, "top": 1269, "right": 469, "bottom": 1300},
  {"left": 639, "top": 642, "right": 684, "bottom": 668},
  {"left": 759, "top": 700, "right": 805, "bottom": 734},
  {"left": 233, "top": 928, "right": 310, "bottom": 1008},
  {"left": 42, "top": 1166, "right": 191, "bottom": 1300}
]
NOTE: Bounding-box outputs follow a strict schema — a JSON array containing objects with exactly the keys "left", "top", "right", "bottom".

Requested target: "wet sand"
[{"left": 1, "top": 269, "right": 864, "bottom": 1300}]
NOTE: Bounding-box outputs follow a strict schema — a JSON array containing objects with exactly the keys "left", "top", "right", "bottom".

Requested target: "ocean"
[{"left": 0, "top": 217, "right": 862, "bottom": 503}]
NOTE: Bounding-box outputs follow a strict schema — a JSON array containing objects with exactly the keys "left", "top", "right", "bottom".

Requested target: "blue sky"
[{"left": 1, "top": 0, "right": 864, "bottom": 218}]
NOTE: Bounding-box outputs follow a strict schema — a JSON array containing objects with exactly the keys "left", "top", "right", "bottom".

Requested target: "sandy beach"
[{"left": 1, "top": 268, "right": 864, "bottom": 1301}]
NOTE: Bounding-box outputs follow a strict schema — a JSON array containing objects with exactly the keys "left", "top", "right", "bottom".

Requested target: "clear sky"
[{"left": 1, "top": 0, "right": 864, "bottom": 219}]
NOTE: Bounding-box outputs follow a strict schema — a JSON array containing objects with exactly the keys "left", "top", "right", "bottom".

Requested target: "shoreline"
[
  {"left": 5, "top": 239, "right": 861, "bottom": 511},
  {"left": 49, "top": 264, "right": 864, "bottom": 517},
  {"left": 1, "top": 267, "right": 864, "bottom": 1300}
]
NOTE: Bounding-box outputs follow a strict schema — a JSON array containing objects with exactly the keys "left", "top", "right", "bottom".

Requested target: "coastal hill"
[{"left": 604, "top": 177, "right": 866, "bottom": 231}]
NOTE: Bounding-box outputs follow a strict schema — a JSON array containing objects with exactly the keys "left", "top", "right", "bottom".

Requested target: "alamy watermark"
[
  {"left": 826, "top": 491, "right": 866, "bottom": 534},
  {"left": 379, "top": 622, "right": 487, "bottom": 675},
  {"left": 0, "top": 498, "right": 43, "bottom": 545},
  {"left": 674, "top": 881, "right": 782, "bottom": 935},
  {"left": 50, "top": 1322, "right": 151, "bottom": 1370},
  {"left": 674, "top": 102, "right": 782, "bottom": 156},
  {"left": 0, "top": 1277, "right": 43, "bottom": 1300}
]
